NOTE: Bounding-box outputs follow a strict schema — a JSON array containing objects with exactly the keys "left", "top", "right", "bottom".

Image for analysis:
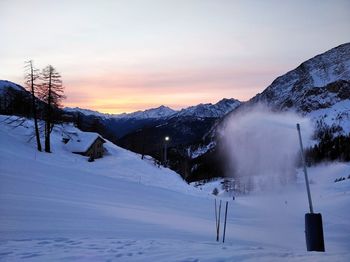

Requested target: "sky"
[{"left": 1, "top": 0, "right": 349, "bottom": 113}]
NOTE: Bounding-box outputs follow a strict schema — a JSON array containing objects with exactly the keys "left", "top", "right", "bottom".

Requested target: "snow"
[
  {"left": 307, "top": 99, "right": 350, "bottom": 134},
  {"left": 190, "top": 141, "right": 216, "bottom": 159},
  {"left": 65, "top": 131, "right": 103, "bottom": 153},
  {"left": 1, "top": 115, "right": 350, "bottom": 261},
  {"left": 114, "top": 105, "right": 177, "bottom": 120},
  {"left": 176, "top": 98, "right": 241, "bottom": 118}
]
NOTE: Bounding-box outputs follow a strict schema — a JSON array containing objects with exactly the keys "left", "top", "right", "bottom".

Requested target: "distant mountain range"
[
  {"left": 65, "top": 98, "right": 241, "bottom": 120},
  {"left": 65, "top": 105, "right": 176, "bottom": 120}
]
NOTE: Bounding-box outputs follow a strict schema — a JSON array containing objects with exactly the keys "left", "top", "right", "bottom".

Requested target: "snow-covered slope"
[
  {"left": 0, "top": 116, "right": 189, "bottom": 192},
  {"left": 0, "top": 115, "right": 350, "bottom": 261}
]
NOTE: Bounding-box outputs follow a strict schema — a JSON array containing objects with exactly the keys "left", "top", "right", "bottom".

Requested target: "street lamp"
[{"left": 164, "top": 136, "right": 170, "bottom": 167}]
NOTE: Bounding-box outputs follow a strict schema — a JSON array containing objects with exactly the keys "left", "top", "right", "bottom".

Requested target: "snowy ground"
[{"left": 0, "top": 116, "right": 349, "bottom": 261}]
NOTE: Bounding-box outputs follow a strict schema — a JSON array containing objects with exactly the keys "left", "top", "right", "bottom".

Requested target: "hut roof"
[{"left": 66, "top": 132, "right": 105, "bottom": 153}]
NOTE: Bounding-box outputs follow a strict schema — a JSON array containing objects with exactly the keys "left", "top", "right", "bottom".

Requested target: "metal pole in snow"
[
  {"left": 296, "top": 123, "right": 314, "bottom": 214},
  {"left": 222, "top": 201, "right": 228, "bottom": 243},
  {"left": 215, "top": 199, "right": 218, "bottom": 241},
  {"left": 164, "top": 142, "right": 167, "bottom": 166},
  {"left": 217, "top": 200, "right": 222, "bottom": 242}
]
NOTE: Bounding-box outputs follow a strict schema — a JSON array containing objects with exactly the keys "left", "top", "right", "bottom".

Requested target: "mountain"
[
  {"left": 115, "top": 99, "right": 241, "bottom": 146},
  {"left": 247, "top": 42, "right": 350, "bottom": 133},
  {"left": 65, "top": 99, "right": 240, "bottom": 121},
  {"left": 64, "top": 98, "right": 241, "bottom": 141},
  {"left": 64, "top": 107, "right": 109, "bottom": 118},
  {"left": 188, "top": 43, "right": 350, "bottom": 182},
  {"left": 114, "top": 105, "right": 176, "bottom": 120},
  {"left": 175, "top": 98, "right": 241, "bottom": 118},
  {"left": 211, "top": 43, "right": 350, "bottom": 138},
  {"left": 66, "top": 105, "right": 176, "bottom": 120},
  {"left": 0, "top": 80, "right": 26, "bottom": 94},
  {"left": 0, "top": 80, "right": 33, "bottom": 116}
]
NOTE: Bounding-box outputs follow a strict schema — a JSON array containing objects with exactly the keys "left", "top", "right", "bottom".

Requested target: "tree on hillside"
[
  {"left": 24, "top": 60, "right": 42, "bottom": 152},
  {"left": 39, "top": 65, "right": 65, "bottom": 152}
]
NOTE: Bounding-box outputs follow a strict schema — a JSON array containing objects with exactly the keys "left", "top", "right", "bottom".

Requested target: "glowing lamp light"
[{"left": 165, "top": 136, "right": 170, "bottom": 141}]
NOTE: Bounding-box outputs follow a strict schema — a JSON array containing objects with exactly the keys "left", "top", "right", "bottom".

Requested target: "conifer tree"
[{"left": 40, "top": 65, "right": 65, "bottom": 152}]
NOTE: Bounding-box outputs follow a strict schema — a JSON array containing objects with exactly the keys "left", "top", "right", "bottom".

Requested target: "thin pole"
[
  {"left": 164, "top": 142, "right": 167, "bottom": 166},
  {"left": 296, "top": 123, "right": 314, "bottom": 214},
  {"left": 214, "top": 199, "right": 218, "bottom": 241},
  {"left": 217, "top": 200, "right": 222, "bottom": 242},
  {"left": 223, "top": 201, "right": 228, "bottom": 243}
]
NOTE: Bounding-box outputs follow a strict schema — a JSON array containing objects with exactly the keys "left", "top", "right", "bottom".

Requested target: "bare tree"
[
  {"left": 24, "top": 60, "right": 42, "bottom": 152},
  {"left": 40, "top": 65, "right": 65, "bottom": 152}
]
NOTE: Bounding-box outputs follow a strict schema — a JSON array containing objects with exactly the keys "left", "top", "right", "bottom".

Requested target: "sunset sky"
[{"left": 1, "top": 0, "right": 349, "bottom": 113}]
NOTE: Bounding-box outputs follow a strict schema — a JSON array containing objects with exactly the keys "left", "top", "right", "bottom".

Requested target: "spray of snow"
[{"left": 220, "top": 104, "right": 314, "bottom": 191}]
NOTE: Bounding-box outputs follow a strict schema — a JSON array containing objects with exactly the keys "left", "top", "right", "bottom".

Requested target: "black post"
[
  {"left": 222, "top": 201, "right": 228, "bottom": 243},
  {"left": 216, "top": 200, "right": 222, "bottom": 242},
  {"left": 305, "top": 213, "right": 325, "bottom": 251},
  {"left": 214, "top": 199, "right": 218, "bottom": 241}
]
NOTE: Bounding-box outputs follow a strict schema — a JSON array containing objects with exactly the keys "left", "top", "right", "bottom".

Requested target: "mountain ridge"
[{"left": 65, "top": 98, "right": 241, "bottom": 120}]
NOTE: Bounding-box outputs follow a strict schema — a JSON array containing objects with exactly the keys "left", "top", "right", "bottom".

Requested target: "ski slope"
[{"left": 0, "top": 116, "right": 349, "bottom": 261}]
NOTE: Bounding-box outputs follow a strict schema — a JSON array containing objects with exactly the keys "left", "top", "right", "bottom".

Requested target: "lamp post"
[
  {"left": 164, "top": 136, "right": 170, "bottom": 167},
  {"left": 296, "top": 123, "right": 325, "bottom": 252}
]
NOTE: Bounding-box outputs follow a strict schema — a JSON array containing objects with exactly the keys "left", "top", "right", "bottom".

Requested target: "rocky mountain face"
[
  {"left": 243, "top": 43, "right": 350, "bottom": 133},
  {"left": 188, "top": 43, "right": 350, "bottom": 182}
]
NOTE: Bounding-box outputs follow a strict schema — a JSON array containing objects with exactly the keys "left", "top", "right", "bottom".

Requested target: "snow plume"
[{"left": 220, "top": 104, "right": 313, "bottom": 192}]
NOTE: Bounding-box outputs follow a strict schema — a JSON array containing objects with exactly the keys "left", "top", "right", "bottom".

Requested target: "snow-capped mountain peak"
[
  {"left": 251, "top": 43, "right": 350, "bottom": 111},
  {"left": 245, "top": 42, "right": 350, "bottom": 134},
  {"left": 114, "top": 105, "right": 177, "bottom": 120},
  {"left": 175, "top": 98, "right": 241, "bottom": 118}
]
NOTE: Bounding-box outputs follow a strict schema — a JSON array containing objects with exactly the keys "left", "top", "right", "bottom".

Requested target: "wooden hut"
[{"left": 66, "top": 132, "right": 106, "bottom": 159}]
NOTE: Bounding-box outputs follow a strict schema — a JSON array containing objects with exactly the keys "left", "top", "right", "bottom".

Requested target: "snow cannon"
[{"left": 297, "top": 123, "right": 325, "bottom": 252}]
